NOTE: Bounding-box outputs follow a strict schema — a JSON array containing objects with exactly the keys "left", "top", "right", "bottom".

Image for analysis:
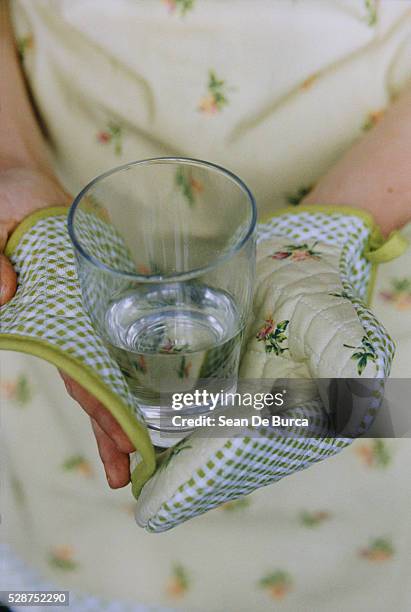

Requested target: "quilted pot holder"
[{"left": 0, "top": 204, "right": 407, "bottom": 532}]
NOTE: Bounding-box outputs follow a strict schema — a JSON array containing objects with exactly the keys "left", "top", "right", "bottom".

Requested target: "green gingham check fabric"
[
  {"left": 135, "top": 210, "right": 394, "bottom": 532},
  {"left": 137, "top": 432, "right": 352, "bottom": 532},
  {"left": 0, "top": 211, "right": 145, "bottom": 424}
]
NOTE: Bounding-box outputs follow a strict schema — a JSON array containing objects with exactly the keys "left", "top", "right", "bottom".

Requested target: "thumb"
[{"left": 0, "top": 253, "right": 17, "bottom": 306}]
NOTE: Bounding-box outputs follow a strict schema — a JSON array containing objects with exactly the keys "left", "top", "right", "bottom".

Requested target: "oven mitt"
[
  {"left": 0, "top": 205, "right": 407, "bottom": 533},
  {"left": 134, "top": 205, "right": 407, "bottom": 531}
]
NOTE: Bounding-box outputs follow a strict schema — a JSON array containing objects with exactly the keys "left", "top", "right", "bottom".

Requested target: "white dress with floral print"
[{"left": 1, "top": 1, "right": 411, "bottom": 611}]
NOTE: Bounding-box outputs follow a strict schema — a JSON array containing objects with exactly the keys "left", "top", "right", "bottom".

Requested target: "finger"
[
  {"left": 0, "top": 253, "right": 17, "bottom": 305},
  {"left": 90, "top": 418, "right": 131, "bottom": 488},
  {"left": 59, "top": 371, "right": 135, "bottom": 454}
]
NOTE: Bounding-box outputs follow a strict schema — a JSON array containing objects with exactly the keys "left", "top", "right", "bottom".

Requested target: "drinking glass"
[{"left": 68, "top": 157, "right": 256, "bottom": 445}]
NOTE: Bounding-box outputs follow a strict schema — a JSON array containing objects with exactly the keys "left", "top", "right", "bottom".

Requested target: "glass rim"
[{"left": 67, "top": 156, "right": 257, "bottom": 283}]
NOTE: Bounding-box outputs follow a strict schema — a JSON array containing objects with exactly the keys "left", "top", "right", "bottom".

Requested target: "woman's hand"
[
  {"left": 0, "top": 166, "right": 135, "bottom": 488},
  {"left": 59, "top": 372, "right": 136, "bottom": 488}
]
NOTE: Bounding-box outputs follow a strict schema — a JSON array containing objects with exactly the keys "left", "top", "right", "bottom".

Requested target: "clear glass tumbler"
[{"left": 68, "top": 157, "right": 256, "bottom": 445}]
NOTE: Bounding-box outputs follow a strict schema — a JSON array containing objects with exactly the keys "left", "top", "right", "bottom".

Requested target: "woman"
[{"left": 1, "top": 1, "right": 411, "bottom": 610}]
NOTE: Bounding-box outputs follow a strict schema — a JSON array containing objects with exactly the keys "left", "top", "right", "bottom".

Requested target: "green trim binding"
[
  {"left": 366, "top": 263, "right": 378, "bottom": 308},
  {"left": 5, "top": 206, "right": 70, "bottom": 258},
  {"left": 364, "top": 228, "right": 409, "bottom": 263}
]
